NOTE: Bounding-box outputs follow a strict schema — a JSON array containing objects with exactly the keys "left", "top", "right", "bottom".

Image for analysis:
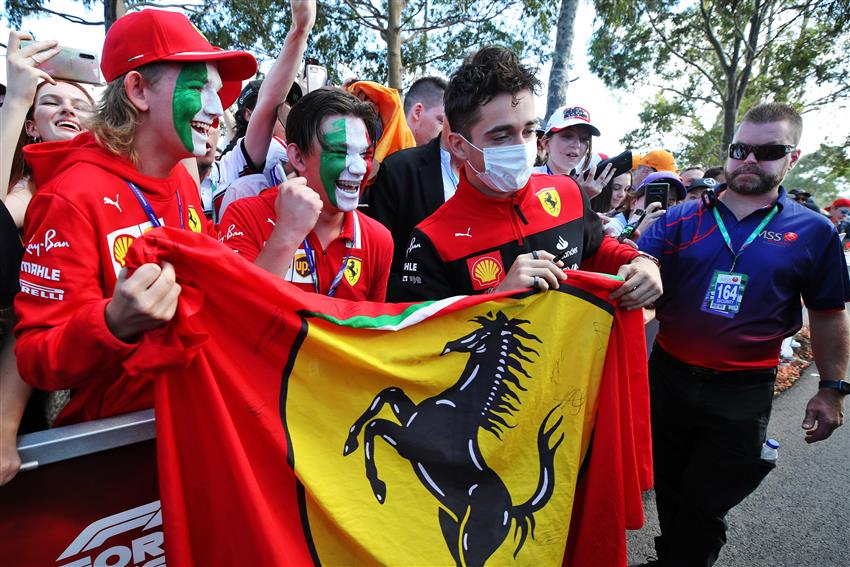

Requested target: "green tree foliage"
[
  {"left": 783, "top": 138, "right": 850, "bottom": 205},
  {"left": 194, "top": 0, "right": 558, "bottom": 89},
  {"left": 5, "top": 0, "right": 558, "bottom": 89},
  {"left": 589, "top": 0, "right": 850, "bottom": 170}
]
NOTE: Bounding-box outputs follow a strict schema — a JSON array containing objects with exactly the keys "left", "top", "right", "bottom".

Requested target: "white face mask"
[{"left": 463, "top": 137, "right": 537, "bottom": 193}]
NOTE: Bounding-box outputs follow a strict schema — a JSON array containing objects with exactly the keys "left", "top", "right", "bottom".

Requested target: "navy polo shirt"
[{"left": 639, "top": 187, "right": 850, "bottom": 371}]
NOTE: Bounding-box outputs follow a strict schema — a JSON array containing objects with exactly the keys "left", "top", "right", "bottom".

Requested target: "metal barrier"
[{"left": 1, "top": 410, "right": 163, "bottom": 567}]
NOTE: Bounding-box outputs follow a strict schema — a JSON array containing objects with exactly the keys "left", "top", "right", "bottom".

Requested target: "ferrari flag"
[{"left": 123, "top": 228, "right": 651, "bottom": 567}]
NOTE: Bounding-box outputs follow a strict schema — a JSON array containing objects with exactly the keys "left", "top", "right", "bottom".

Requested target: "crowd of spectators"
[{"left": 1, "top": 4, "right": 848, "bottom": 566}]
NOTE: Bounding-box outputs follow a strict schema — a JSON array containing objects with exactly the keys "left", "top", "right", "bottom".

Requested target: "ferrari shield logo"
[
  {"left": 536, "top": 189, "right": 561, "bottom": 217},
  {"left": 188, "top": 206, "right": 203, "bottom": 233},
  {"left": 343, "top": 257, "right": 361, "bottom": 287},
  {"left": 281, "top": 289, "right": 614, "bottom": 566}
]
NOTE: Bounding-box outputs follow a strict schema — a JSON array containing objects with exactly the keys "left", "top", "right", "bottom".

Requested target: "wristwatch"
[{"left": 818, "top": 380, "right": 850, "bottom": 395}]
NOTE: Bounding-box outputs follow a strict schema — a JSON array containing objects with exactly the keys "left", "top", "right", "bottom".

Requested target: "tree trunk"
[
  {"left": 720, "top": 77, "right": 738, "bottom": 161},
  {"left": 104, "top": 0, "right": 127, "bottom": 32},
  {"left": 386, "top": 0, "right": 403, "bottom": 90},
  {"left": 545, "top": 0, "right": 579, "bottom": 121}
]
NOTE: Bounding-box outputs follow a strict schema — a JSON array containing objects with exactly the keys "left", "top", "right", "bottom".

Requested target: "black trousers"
[{"left": 649, "top": 346, "right": 777, "bottom": 567}]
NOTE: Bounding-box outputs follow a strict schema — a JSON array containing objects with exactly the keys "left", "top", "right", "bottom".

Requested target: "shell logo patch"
[
  {"left": 466, "top": 251, "right": 505, "bottom": 290},
  {"left": 188, "top": 206, "right": 203, "bottom": 233},
  {"left": 344, "top": 257, "right": 362, "bottom": 287},
  {"left": 536, "top": 189, "right": 561, "bottom": 217},
  {"left": 106, "top": 221, "right": 158, "bottom": 278},
  {"left": 112, "top": 235, "right": 136, "bottom": 267}
]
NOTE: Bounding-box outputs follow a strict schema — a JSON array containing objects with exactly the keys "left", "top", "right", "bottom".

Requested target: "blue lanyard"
[
  {"left": 125, "top": 181, "right": 184, "bottom": 230},
  {"left": 301, "top": 237, "right": 350, "bottom": 297},
  {"left": 711, "top": 204, "right": 778, "bottom": 271}
]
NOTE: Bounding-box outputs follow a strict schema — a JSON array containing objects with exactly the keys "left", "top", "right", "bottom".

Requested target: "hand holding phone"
[
  {"left": 591, "top": 150, "right": 633, "bottom": 180},
  {"left": 20, "top": 40, "right": 101, "bottom": 85},
  {"left": 4, "top": 31, "right": 60, "bottom": 101},
  {"left": 644, "top": 182, "right": 669, "bottom": 210}
]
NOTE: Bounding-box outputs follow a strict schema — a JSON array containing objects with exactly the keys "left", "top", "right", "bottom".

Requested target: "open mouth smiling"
[
  {"left": 191, "top": 120, "right": 211, "bottom": 136},
  {"left": 55, "top": 120, "right": 81, "bottom": 133},
  {"left": 336, "top": 179, "right": 362, "bottom": 194}
]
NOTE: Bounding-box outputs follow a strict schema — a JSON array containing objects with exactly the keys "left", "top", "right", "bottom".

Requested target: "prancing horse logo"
[{"left": 343, "top": 311, "right": 563, "bottom": 566}]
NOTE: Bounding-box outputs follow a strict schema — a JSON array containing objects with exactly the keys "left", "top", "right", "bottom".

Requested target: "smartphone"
[
  {"left": 20, "top": 40, "right": 101, "bottom": 85},
  {"left": 591, "top": 150, "right": 633, "bottom": 180},
  {"left": 618, "top": 209, "right": 647, "bottom": 242},
  {"left": 644, "top": 182, "right": 669, "bottom": 209}
]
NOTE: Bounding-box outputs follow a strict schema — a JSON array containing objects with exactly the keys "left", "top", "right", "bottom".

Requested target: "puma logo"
[
  {"left": 454, "top": 227, "right": 472, "bottom": 238},
  {"left": 103, "top": 194, "right": 122, "bottom": 213},
  {"left": 266, "top": 218, "right": 276, "bottom": 227}
]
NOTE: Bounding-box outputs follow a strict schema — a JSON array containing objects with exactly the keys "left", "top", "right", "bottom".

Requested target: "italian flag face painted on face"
[
  {"left": 319, "top": 116, "right": 373, "bottom": 212},
  {"left": 173, "top": 62, "right": 224, "bottom": 156}
]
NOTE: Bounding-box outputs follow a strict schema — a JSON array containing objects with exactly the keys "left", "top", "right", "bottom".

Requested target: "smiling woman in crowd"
[
  {"left": 3, "top": 36, "right": 94, "bottom": 227},
  {"left": 0, "top": 31, "right": 93, "bottom": 487}
]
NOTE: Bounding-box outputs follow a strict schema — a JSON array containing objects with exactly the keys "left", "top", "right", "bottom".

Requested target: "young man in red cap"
[
  {"left": 220, "top": 88, "right": 393, "bottom": 301},
  {"left": 14, "top": 9, "right": 257, "bottom": 426}
]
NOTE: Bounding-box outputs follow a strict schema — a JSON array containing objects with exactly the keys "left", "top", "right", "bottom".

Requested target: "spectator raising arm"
[
  {"left": 241, "top": 0, "right": 316, "bottom": 168},
  {"left": 0, "top": 31, "right": 59, "bottom": 200}
]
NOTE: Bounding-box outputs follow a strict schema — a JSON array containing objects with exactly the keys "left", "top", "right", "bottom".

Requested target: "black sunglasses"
[{"left": 728, "top": 143, "right": 796, "bottom": 161}]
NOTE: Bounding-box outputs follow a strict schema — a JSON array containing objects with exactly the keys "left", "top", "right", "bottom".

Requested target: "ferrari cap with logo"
[{"left": 101, "top": 9, "right": 257, "bottom": 108}]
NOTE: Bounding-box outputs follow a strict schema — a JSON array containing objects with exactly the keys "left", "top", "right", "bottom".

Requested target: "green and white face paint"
[
  {"left": 172, "top": 62, "right": 223, "bottom": 156},
  {"left": 318, "top": 116, "right": 372, "bottom": 212}
]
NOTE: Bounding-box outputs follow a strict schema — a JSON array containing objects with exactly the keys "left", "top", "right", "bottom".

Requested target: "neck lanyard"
[
  {"left": 711, "top": 204, "right": 778, "bottom": 271},
  {"left": 125, "top": 181, "right": 184, "bottom": 230},
  {"left": 301, "top": 237, "right": 350, "bottom": 297}
]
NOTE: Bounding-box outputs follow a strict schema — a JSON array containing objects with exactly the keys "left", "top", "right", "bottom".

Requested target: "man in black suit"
[{"left": 367, "top": 124, "right": 462, "bottom": 301}]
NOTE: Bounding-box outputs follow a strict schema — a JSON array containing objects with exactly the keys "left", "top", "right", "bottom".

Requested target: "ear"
[
  {"left": 24, "top": 120, "right": 39, "bottom": 140},
  {"left": 286, "top": 143, "right": 308, "bottom": 176},
  {"left": 787, "top": 148, "right": 802, "bottom": 170},
  {"left": 124, "top": 70, "right": 151, "bottom": 112},
  {"left": 446, "top": 130, "right": 471, "bottom": 163},
  {"left": 410, "top": 102, "right": 424, "bottom": 123},
  {"left": 244, "top": 106, "right": 254, "bottom": 122}
]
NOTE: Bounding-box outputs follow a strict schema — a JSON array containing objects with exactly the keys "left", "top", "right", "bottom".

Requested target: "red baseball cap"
[
  {"left": 826, "top": 197, "right": 850, "bottom": 210},
  {"left": 101, "top": 9, "right": 257, "bottom": 108}
]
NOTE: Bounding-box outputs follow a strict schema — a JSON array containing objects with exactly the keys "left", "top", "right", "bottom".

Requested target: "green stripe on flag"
[{"left": 306, "top": 296, "right": 467, "bottom": 331}]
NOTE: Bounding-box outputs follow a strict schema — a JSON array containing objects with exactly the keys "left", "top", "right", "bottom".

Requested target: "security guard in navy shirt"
[{"left": 638, "top": 102, "right": 850, "bottom": 567}]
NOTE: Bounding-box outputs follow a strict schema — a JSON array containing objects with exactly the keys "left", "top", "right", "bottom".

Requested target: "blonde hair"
[{"left": 89, "top": 63, "right": 167, "bottom": 162}]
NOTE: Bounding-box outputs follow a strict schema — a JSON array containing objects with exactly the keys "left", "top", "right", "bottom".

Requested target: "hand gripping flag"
[{"left": 123, "top": 228, "right": 652, "bottom": 567}]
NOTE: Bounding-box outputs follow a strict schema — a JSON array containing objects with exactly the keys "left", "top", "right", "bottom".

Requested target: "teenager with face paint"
[
  {"left": 14, "top": 10, "right": 257, "bottom": 426},
  {"left": 220, "top": 89, "right": 394, "bottom": 301}
]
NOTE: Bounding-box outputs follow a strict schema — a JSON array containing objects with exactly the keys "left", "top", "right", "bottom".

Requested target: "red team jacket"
[
  {"left": 15, "top": 132, "right": 210, "bottom": 426},
  {"left": 219, "top": 186, "right": 393, "bottom": 302},
  {"left": 395, "top": 173, "right": 641, "bottom": 302}
]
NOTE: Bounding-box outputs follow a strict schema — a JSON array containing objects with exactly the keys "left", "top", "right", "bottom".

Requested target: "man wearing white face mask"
[
  {"left": 220, "top": 89, "right": 393, "bottom": 301},
  {"left": 394, "top": 47, "right": 661, "bottom": 305}
]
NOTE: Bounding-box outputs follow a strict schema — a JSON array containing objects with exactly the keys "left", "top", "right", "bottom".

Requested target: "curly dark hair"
[
  {"left": 285, "top": 87, "right": 378, "bottom": 155},
  {"left": 444, "top": 46, "right": 541, "bottom": 139}
]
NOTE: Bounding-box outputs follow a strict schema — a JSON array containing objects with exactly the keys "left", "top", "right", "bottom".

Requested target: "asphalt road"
[{"left": 626, "top": 364, "right": 850, "bottom": 567}]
